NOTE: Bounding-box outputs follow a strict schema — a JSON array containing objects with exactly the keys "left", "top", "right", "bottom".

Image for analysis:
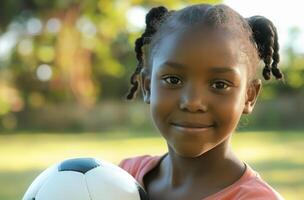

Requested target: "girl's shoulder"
[
  {"left": 205, "top": 163, "right": 284, "bottom": 200},
  {"left": 118, "top": 154, "right": 164, "bottom": 185},
  {"left": 118, "top": 154, "right": 159, "bottom": 173}
]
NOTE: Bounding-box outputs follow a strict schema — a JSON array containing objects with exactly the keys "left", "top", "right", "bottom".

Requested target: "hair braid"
[
  {"left": 126, "top": 6, "right": 171, "bottom": 100},
  {"left": 271, "top": 25, "right": 283, "bottom": 79},
  {"left": 246, "top": 16, "right": 283, "bottom": 80}
]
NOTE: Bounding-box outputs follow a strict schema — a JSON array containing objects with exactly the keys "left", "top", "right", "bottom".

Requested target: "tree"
[{"left": 0, "top": 0, "right": 221, "bottom": 129}]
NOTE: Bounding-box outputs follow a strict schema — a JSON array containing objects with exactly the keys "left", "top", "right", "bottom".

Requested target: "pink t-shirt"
[{"left": 119, "top": 154, "right": 284, "bottom": 200}]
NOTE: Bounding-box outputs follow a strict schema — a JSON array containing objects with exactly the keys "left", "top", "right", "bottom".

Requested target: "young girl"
[{"left": 120, "top": 3, "right": 284, "bottom": 200}]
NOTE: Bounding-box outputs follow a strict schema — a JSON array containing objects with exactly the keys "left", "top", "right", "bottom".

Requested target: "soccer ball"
[{"left": 22, "top": 157, "right": 149, "bottom": 200}]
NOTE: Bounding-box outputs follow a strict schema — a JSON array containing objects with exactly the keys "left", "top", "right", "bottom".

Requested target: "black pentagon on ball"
[
  {"left": 136, "top": 183, "right": 150, "bottom": 200},
  {"left": 58, "top": 158, "right": 100, "bottom": 174}
]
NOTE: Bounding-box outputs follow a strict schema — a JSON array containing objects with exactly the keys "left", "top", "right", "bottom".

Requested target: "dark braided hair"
[
  {"left": 126, "top": 4, "right": 284, "bottom": 100},
  {"left": 246, "top": 16, "right": 283, "bottom": 80},
  {"left": 126, "top": 6, "right": 173, "bottom": 100}
]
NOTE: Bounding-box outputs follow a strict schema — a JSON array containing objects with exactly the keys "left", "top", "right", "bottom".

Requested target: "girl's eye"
[
  {"left": 211, "top": 81, "right": 230, "bottom": 90},
  {"left": 163, "top": 76, "right": 182, "bottom": 86}
]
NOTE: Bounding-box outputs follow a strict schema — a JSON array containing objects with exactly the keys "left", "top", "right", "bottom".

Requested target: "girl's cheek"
[
  {"left": 151, "top": 80, "right": 178, "bottom": 103},
  {"left": 213, "top": 92, "right": 245, "bottom": 123}
]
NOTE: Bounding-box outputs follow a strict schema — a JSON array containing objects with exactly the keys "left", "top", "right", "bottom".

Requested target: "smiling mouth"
[{"left": 170, "top": 123, "right": 214, "bottom": 132}]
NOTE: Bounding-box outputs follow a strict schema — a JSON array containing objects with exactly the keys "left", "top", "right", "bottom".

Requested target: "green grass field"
[{"left": 0, "top": 130, "right": 303, "bottom": 200}]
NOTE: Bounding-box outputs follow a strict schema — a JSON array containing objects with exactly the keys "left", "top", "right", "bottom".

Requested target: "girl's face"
[{"left": 142, "top": 26, "right": 259, "bottom": 158}]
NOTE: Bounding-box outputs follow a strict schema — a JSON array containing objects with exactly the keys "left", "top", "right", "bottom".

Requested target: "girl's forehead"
[{"left": 152, "top": 26, "right": 244, "bottom": 71}]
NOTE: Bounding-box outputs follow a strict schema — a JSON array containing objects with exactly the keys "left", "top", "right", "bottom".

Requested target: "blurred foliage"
[
  {"left": 0, "top": 0, "right": 303, "bottom": 131},
  {"left": 0, "top": 0, "right": 221, "bottom": 128}
]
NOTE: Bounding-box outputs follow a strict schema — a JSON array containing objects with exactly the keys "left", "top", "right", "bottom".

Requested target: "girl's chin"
[{"left": 171, "top": 145, "right": 212, "bottom": 158}]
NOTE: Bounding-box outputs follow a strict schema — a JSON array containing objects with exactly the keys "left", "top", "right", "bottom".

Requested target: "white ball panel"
[
  {"left": 23, "top": 158, "right": 148, "bottom": 200},
  {"left": 85, "top": 164, "right": 141, "bottom": 200},
  {"left": 22, "top": 164, "right": 58, "bottom": 200},
  {"left": 36, "top": 171, "right": 91, "bottom": 200},
  {"left": 95, "top": 159, "right": 141, "bottom": 186}
]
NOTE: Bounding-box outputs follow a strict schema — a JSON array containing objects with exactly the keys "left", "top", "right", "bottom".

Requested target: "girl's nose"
[{"left": 179, "top": 86, "right": 208, "bottom": 113}]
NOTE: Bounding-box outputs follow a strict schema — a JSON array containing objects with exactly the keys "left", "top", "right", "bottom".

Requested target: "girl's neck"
[{"left": 161, "top": 137, "right": 244, "bottom": 188}]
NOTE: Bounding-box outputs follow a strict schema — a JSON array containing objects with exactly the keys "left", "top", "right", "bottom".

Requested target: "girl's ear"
[
  {"left": 139, "top": 69, "right": 151, "bottom": 104},
  {"left": 243, "top": 79, "right": 262, "bottom": 114}
]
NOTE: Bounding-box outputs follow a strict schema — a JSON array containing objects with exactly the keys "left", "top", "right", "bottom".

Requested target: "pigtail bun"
[
  {"left": 246, "top": 16, "right": 283, "bottom": 80},
  {"left": 145, "top": 6, "right": 169, "bottom": 36}
]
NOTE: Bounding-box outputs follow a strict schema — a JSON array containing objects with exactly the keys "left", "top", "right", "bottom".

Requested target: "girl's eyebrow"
[
  {"left": 161, "top": 61, "right": 240, "bottom": 75},
  {"left": 161, "top": 61, "right": 186, "bottom": 69},
  {"left": 210, "top": 67, "right": 241, "bottom": 75}
]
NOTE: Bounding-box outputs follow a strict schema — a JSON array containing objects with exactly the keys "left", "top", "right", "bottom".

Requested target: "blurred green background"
[{"left": 0, "top": 0, "right": 303, "bottom": 200}]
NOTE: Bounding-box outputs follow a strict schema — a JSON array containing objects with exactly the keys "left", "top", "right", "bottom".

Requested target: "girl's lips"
[
  {"left": 171, "top": 122, "right": 214, "bottom": 128},
  {"left": 170, "top": 123, "right": 214, "bottom": 133}
]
